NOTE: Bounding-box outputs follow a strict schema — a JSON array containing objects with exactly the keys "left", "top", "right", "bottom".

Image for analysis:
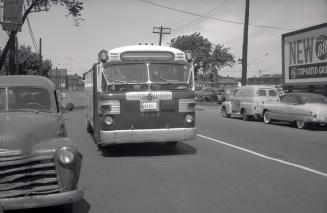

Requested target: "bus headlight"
[
  {"left": 185, "top": 114, "right": 194, "bottom": 123},
  {"left": 104, "top": 116, "right": 114, "bottom": 126},
  {"left": 58, "top": 147, "right": 75, "bottom": 164}
]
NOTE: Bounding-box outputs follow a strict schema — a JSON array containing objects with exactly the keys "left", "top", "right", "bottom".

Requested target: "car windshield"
[
  {"left": 300, "top": 93, "right": 327, "bottom": 104},
  {"left": 0, "top": 87, "right": 53, "bottom": 112}
]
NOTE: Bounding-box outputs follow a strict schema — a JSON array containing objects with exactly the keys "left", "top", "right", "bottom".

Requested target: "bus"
[{"left": 84, "top": 45, "right": 196, "bottom": 147}]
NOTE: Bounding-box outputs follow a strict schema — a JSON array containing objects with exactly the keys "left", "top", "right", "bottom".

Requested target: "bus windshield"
[
  {"left": 103, "top": 63, "right": 148, "bottom": 84},
  {"left": 149, "top": 63, "right": 191, "bottom": 83}
]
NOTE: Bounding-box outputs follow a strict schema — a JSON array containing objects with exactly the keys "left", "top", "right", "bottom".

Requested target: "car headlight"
[
  {"left": 185, "top": 114, "right": 194, "bottom": 123},
  {"left": 58, "top": 147, "right": 75, "bottom": 164},
  {"left": 104, "top": 115, "right": 114, "bottom": 126}
]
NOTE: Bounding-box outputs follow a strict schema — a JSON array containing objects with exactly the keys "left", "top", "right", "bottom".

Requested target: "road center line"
[{"left": 197, "top": 134, "right": 327, "bottom": 178}]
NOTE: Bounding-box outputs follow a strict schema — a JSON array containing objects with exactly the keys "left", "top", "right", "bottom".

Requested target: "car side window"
[
  {"left": 289, "top": 96, "right": 298, "bottom": 104},
  {"left": 258, "top": 90, "right": 266, "bottom": 96},
  {"left": 281, "top": 95, "right": 289, "bottom": 103}
]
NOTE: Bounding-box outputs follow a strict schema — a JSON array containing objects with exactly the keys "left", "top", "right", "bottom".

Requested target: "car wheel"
[
  {"left": 221, "top": 107, "right": 230, "bottom": 118},
  {"left": 241, "top": 109, "right": 250, "bottom": 121},
  {"left": 296, "top": 120, "right": 307, "bottom": 129},
  {"left": 263, "top": 110, "right": 272, "bottom": 124}
]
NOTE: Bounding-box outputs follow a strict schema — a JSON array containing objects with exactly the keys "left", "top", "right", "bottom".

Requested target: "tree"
[
  {"left": 170, "top": 33, "right": 235, "bottom": 78},
  {"left": 0, "top": 0, "right": 84, "bottom": 74},
  {"left": 0, "top": 45, "right": 52, "bottom": 76}
]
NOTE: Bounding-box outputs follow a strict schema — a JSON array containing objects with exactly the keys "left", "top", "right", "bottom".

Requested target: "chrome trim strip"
[
  {"left": 100, "top": 128, "right": 196, "bottom": 145},
  {"left": 126, "top": 91, "right": 172, "bottom": 100}
]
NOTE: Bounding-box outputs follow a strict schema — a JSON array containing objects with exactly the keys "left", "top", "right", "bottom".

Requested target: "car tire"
[
  {"left": 221, "top": 107, "right": 231, "bottom": 118},
  {"left": 296, "top": 120, "right": 307, "bottom": 129},
  {"left": 263, "top": 110, "right": 272, "bottom": 124},
  {"left": 241, "top": 109, "right": 250, "bottom": 121}
]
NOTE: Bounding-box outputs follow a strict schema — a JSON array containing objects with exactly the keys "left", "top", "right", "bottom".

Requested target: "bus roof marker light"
[{"left": 98, "top": 49, "right": 109, "bottom": 63}]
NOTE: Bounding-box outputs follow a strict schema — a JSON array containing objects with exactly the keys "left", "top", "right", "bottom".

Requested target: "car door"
[
  {"left": 231, "top": 89, "right": 241, "bottom": 112},
  {"left": 272, "top": 94, "right": 290, "bottom": 121},
  {"left": 286, "top": 94, "right": 301, "bottom": 121}
]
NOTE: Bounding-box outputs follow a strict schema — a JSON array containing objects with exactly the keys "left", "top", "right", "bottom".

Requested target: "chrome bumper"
[
  {"left": 0, "top": 189, "right": 83, "bottom": 210},
  {"left": 100, "top": 128, "right": 196, "bottom": 145}
]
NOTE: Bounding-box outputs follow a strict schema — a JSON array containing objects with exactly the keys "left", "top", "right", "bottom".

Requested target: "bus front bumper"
[{"left": 99, "top": 128, "right": 196, "bottom": 145}]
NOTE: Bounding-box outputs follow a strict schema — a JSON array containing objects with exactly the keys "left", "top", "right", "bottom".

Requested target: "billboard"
[
  {"left": 282, "top": 23, "right": 327, "bottom": 85},
  {"left": 1, "top": 0, "right": 23, "bottom": 31}
]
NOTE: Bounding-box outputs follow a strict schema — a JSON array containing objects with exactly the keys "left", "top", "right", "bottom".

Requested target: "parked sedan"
[
  {"left": 195, "top": 87, "right": 219, "bottom": 102},
  {"left": 263, "top": 92, "right": 327, "bottom": 129}
]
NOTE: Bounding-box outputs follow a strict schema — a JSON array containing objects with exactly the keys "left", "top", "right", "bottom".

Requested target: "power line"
[{"left": 140, "top": 0, "right": 297, "bottom": 31}]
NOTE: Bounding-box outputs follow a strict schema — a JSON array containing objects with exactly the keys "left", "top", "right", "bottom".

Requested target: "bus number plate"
[
  {"left": 141, "top": 101, "right": 159, "bottom": 111},
  {"left": 143, "top": 102, "right": 157, "bottom": 110}
]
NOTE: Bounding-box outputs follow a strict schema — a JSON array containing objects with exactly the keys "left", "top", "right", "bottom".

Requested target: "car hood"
[
  {"left": 306, "top": 103, "right": 327, "bottom": 115},
  {"left": 0, "top": 112, "right": 60, "bottom": 151}
]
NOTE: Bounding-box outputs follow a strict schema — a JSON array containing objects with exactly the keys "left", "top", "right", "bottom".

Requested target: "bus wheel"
[{"left": 166, "top": 141, "right": 178, "bottom": 147}]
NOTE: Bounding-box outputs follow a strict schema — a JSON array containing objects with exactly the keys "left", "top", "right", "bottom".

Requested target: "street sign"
[{"left": 1, "top": 0, "right": 23, "bottom": 31}]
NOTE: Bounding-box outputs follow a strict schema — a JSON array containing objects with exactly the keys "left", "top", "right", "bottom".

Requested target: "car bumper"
[
  {"left": 0, "top": 189, "right": 84, "bottom": 210},
  {"left": 100, "top": 128, "right": 196, "bottom": 146}
]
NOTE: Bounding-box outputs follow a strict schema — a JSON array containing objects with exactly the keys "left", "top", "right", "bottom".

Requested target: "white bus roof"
[
  {"left": 109, "top": 45, "right": 184, "bottom": 54},
  {"left": 108, "top": 45, "right": 187, "bottom": 62}
]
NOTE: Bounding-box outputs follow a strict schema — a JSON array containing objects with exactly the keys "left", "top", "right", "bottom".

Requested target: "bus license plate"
[{"left": 143, "top": 102, "right": 157, "bottom": 110}]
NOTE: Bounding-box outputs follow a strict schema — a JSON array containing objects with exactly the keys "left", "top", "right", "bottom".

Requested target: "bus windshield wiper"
[{"left": 153, "top": 75, "right": 175, "bottom": 84}]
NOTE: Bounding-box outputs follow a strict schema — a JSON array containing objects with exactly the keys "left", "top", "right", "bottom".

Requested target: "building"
[
  {"left": 67, "top": 74, "right": 84, "bottom": 91},
  {"left": 247, "top": 74, "right": 282, "bottom": 86}
]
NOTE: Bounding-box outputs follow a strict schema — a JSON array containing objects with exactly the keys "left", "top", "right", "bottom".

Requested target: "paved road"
[{"left": 9, "top": 100, "right": 327, "bottom": 213}]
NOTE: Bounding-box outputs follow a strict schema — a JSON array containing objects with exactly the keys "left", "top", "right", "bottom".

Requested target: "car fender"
[{"left": 240, "top": 102, "right": 257, "bottom": 115}]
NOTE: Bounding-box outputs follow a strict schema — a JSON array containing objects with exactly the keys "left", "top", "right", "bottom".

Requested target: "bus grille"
[
  {"left": 0, "top": 150, "right": 60, "bottom": 198},
  {"left": 126, "top": 91, "right": 172, "bottom": 100}
]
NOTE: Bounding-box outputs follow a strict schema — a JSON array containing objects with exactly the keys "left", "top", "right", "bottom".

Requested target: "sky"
[{"left": 0, "top": 0, "right": 326, "bottom": 77}]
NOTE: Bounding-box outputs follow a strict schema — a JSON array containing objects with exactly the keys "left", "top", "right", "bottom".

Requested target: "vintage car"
[
  {"left": 221, "top": 85, "right": 280, "bottom": 120},
  {"left": 195, "top": 87, "right": 220, "bottom": 102},
  {"left": 0, "top": 75, "right": 83, "bottom": 212},
  {"left": 263, "top": 92, "right": 327, "bottom": 129}
]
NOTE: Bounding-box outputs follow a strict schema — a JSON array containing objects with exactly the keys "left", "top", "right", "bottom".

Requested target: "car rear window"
[{"left": 258, "top": 90, "right": 266, "bottom": 96}]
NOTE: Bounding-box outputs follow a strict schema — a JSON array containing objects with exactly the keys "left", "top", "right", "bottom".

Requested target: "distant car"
[
  {"left": 0, "top": 75, "right": 83, "bottom": 212},
  {"left": 221, "top": 85, "right": 280, "bottom": 120},
  {"left": 195, "top": 87, "right": 219, "bottom": 102},
  {"left": 263, "top": 92, "right": 327, "bottom": 129}
]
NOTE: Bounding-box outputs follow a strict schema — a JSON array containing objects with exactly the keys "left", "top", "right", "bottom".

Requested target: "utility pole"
[
  {"left": 39, "top": 38, "right": 42, "bottom": 76},
  {"left": 153, "top": 26, "right": 171, "bottom": 46},
  {"left": 241, "top": 0, "right": 250, "bottom": 86}
]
